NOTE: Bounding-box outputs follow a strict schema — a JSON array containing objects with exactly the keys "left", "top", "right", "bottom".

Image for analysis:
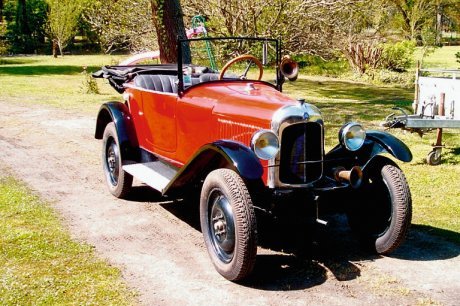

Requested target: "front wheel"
[
  {"left": 347, "top": 163, "right": 412, "bottom": 254},
  {"left": 200, "top": 169, "right": 257, "bottom": 281}
]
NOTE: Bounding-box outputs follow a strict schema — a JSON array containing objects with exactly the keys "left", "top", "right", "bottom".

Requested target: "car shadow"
[
  {"left": 125, "top": 186, "right": 460, "bottom": 290},
  {"left": 389, "top": 224, "right": 460, "bottom": 260}
]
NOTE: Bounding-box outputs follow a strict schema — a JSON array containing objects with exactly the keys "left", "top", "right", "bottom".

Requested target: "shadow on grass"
[
  {"left": 0, "top": 57, "right": 40, "bottom": 65},
  {"left": 290, "top": 78, "right": 413, "bottom": 104},
  {"left": 0, "top": 65, "right": 102, "bottom": 76}
]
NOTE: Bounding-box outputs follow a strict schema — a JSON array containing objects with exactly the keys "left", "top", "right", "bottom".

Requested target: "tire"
[
  {"left": 200, "top": 169, "right": 257, "bottom": 281},
  {"left": 102, "top": 122, "right": 133, "bottom": 198},
  {"left": 347, "top": 164, "right": 412, "bottom": 254},
  {"left": 426, "top": 150, "right": 441, "bottom": 165}
]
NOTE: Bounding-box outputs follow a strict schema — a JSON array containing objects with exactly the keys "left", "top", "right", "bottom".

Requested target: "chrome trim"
[
  {"left": 251, "top": 129, "right": 280, "bottom": 160},
  {"left": 339, "top": 122, "right": 366, "bottom": 151},
  {"left": 268, "top": 103, "right": 324, "bottom": 188}
]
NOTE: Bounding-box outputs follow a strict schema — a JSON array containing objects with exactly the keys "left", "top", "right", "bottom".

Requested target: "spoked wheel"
[
  {"left": 347, "top": 163, "right": 412, "bottom": 254},
  {"left": 200, "top": 169, "right": 257, "bottom": 281},
  {"left": 102, "top": 122, "right": 132, "bottom": 198}
]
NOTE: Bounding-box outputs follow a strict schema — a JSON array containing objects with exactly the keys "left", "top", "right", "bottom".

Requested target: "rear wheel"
[
  {"left": 200, "top": 169, "right": 257, "bottom": 281},
  {"left": 347, "top": 163, "right": 412, "bottom": 254},
  {"left": 102, "top": 122, "right": 132, "bottom": 198}
]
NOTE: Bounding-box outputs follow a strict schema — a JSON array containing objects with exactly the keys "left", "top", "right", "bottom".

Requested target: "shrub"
[
  {"left": 456, "top": 52, "right": 460, "bottom": 64},
  {"left": 379, "top": 41, "right": 416, "bottom": 72}
]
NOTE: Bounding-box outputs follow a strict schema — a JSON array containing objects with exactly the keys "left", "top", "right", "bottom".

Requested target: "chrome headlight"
[
  {"left": 251, "top": 130, "right": 280, "bottom": 160},
  {"left": 339, "top": 122, "right": 366, "bottom": 151}
]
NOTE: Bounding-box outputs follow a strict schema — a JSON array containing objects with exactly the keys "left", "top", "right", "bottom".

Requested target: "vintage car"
[{"left": 94, "top": 37, "right": 412, "bottom": 281}]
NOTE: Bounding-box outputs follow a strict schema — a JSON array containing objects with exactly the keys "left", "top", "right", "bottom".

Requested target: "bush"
[
  {"left": 379, "top": 41, "right": 416, "bottom": 72},
  {"left": 456, "top": 52, "right": 460, "bottom": 64},
  {"left": 0, "top": 23, "right": 9, "bottom": 55}
]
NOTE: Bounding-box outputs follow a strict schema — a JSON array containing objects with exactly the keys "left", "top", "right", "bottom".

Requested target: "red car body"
[
  {"left": 124, "top": 80, "right": 294, "bottom": 183},
  {"left": 94, "top": 37, "right": 413, "bottom": 281}
]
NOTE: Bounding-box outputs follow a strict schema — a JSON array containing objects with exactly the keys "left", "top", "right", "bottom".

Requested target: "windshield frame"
[{"left": 177, "top": 37, "right": 282, "bottom": 95}]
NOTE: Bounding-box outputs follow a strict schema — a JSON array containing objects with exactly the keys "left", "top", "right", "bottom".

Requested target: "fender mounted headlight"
[
  {"left": 339, "top": 122, "right": 366, "bottom": 151},
  {"left": 251, "top": 130, "right": 280, "bottom": 160}
]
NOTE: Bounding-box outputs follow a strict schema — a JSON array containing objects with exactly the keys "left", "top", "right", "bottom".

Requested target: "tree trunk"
[
  {"left": 150, "top": 0, "right": 190, "bottom": 64},
  {"left": 58, "top": 40, "right": 63, "bottom": 57},
  {"left": 0, "top": 0, "right": 4, "bottom": 23},
  {"left": 52, "top": 39, "right": 58, "bottom": 58}
]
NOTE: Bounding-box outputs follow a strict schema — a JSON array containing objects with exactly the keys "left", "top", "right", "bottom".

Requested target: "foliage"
[
  {"left": 83, "top": 0, "right": 157, "bottom": 53},
  {"left": 183, "top": 0, "right": 372, "bottom": 60},
  {"left": 0, "top": 176, "right": 137, "bottom": 304},
  {"left": 0, "top": 22, "right": 8, "bottom": 55},
  {"left": 342, "top": 41, "right": 383, "bottom": 74},
  {"left": 380, "top": 40, "right": 416, "bottom": 72},
  {"left": 456, "top": 52, "right": 460, "bottom": 64},
  {"left": 81, "top": 66, "right": 100, "bottom": 94},
  {"left": 3, "top": 0, "right": 48, "bottom": 54},
  {"left": 46, "top": 0, "right": 88, "bottom": 56}
]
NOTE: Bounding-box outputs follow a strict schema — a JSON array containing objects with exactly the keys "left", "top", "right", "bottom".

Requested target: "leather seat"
[
  {"left": 134, "top": 74, "right": 178, "bottom": 93},
  {"left": 199, "top": 73, "right": 220, "bottom": 82}
]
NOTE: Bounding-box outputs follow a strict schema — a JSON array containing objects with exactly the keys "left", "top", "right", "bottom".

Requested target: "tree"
[
  {"left": 46, "top": 0, "right": 87, "bottom": 56},
  {"left": 4, "top": 0, "right": 47, "bottom": 54},
  {"left": 150, "top": 0, "right": 189, "bottom": 63},
  {"left": 84, "top": 0, "right": 157, "bottom": 53}
]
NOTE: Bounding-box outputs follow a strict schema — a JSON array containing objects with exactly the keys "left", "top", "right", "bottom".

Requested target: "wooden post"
[
  {"left": 413, "top": 61, "right": 420, "bottom": 113},
  {"left": 435, "top": 93, "right": 445, "bottom": 147}
]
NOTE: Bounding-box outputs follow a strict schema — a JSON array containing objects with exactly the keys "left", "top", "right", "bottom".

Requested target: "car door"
[{"left": 140, "top": 90, "right": 177, "bottom": 154}]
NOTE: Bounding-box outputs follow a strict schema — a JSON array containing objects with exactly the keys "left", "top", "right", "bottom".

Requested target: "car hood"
[{"left": 188, "top": 81, "right": 298, "bottom": 127}]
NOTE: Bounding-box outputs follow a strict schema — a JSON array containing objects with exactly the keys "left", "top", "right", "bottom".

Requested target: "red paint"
[{"left": 125, "top": 81, "right": 298, "bottom": 183}]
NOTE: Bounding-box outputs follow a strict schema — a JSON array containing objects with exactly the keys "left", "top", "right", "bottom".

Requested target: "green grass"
[
  {"left": 0, "top": 176, "right": 137, "bottom": 305},
  {"left": 415, "top": 45, "right": 460, "bottom": 69},
  {"left": 0, "top": 55, "right": 125, "bottom": 113}
]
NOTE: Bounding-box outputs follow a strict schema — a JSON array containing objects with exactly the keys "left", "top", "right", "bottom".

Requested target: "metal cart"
[{"left": 383, "top": 67, "right": 460, "bottom": 165}]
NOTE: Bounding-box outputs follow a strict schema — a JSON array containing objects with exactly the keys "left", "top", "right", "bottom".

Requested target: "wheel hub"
[
  {"left": 209, "top": 193, "right": 235, "bottom": 262},
  {"left": 106, "top": 139, "right": 119, "bottom": 185},
  {"left": 213, "top": 214, "right": 227, "bottom": 240}
]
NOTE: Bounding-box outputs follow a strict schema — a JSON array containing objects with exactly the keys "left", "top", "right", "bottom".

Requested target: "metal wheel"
[
  {"left": 102, "top": 122, "right": 133, "bottom": 198},
  {"left": 208, "top": 189, "right": 236, "bottom": 263},
  {"left": 200, "top": 169, "right": 257, "bottom": 281},
  {"left": 426, "top": 150, "right": 441, "bottom": 165}
]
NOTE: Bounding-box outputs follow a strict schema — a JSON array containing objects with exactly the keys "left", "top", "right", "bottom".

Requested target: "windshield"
[{"left": 178, "top": 37, "right": 281, "bottom": 92}]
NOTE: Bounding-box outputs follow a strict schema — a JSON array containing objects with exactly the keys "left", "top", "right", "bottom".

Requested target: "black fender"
[
  {"left": 325, "top": 130, "right": 412, "bottom": 173},
  {"left": 95, "top": 101, "right": 138, "bottom": 161},
  {"left": 164, "top": 140, "right": 264, "bottom": 196}
]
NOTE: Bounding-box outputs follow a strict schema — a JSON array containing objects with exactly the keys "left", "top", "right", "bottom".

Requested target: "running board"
[{"left": 122, "top": 161, "right": 178, "bottom": 193}]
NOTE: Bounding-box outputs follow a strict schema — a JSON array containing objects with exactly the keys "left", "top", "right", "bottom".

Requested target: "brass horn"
[
  {"left": 280, "top": 55, "right": 299, "bottom": 81},
  {"left": 333, "top": 166, "right": 363, "bottom": 189}
]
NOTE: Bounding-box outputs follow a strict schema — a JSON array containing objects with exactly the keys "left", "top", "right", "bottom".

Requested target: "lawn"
[
  {"left": 0, "top": 48, "right": 459, "bottom": 244},
  {"left": 0, "top": 176, "right": 136, "bottom": 305}
]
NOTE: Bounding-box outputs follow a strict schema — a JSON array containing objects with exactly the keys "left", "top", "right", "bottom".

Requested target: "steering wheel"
[{"left": 219, "top": 54, "right": 263, "bottom": 80}]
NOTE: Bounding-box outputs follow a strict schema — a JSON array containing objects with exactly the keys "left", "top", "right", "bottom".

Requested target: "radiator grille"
[{"left": 279, "top": 122, "right": 323, "bottom": 184}]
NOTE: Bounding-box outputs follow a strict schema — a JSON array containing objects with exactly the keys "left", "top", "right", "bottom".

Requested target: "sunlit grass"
[
  {"left": 415, "top": 45, "right": 460, "bottom": 69},
  {"left": 0, "top": 55, "right": 124, "bottom": 113},
  {"left": 0, "top": 176, "right": 137, "bottom": 305}
]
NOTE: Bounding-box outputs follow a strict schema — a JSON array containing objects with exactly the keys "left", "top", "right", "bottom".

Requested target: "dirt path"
[{"left": 1, "top": 100, "right": 459, "bottom": 305}]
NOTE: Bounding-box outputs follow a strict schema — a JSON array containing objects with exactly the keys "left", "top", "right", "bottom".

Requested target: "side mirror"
[{"left": 279, "top": 55, "right": 299, "bottom": 81}]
